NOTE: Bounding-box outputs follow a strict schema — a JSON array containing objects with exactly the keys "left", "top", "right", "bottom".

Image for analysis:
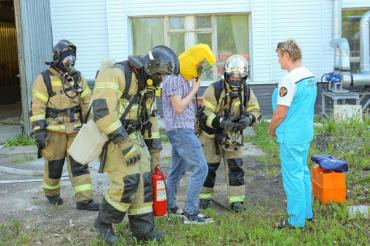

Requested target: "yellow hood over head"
[{"left": 179, "top": 44, "right": 216, "bottom": 80}]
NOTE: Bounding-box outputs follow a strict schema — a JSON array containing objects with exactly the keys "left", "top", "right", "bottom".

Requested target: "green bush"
[{"left": 5, "top": 135, "right": 35, "bottom": 147}]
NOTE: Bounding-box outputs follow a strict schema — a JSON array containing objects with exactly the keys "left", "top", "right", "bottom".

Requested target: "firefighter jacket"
[
  {"left": 30, "top": 67, "right": 91, "bottom": 134},
  {"left": 92, "top": 63, "right": 160, "bottom": 158},
  {"left": 200, "top": 80, "right": 261, "bottom": 139}
]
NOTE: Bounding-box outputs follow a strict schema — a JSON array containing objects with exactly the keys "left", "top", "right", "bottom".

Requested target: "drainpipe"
[
  {"left": 332, "top": 0, "right": 342, "bottom": 40},
  {"left": 360, "top": 11, "right": 370, "bottom": 73},
  {"left": 331, "top": 0, "right": 350, "bottom": 71}
]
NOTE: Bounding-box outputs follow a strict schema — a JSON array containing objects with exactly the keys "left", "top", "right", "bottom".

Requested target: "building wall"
[
  {"left": 50, "top": 0, "right": 370, "bottom": 83},
  {"left": 50, "top": 0, "right": 109, "bottom": 79},
  {"left": 127, "top": 0, "right": 250, "bottom": 16},
  {"left": 15, "top": 0, "right": 53, "bottom": 133},
  {"left": 343, "top": 1, "right": 370, "bottom": 9},
  {"left": 49, "top": 0, "right": 370, "bottom": 115}
]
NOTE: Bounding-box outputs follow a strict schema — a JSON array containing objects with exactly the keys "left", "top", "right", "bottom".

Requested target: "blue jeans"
[
  {"left": 280, "top": 142, "right": 314, "bottom": 228},
  {"left": 166, "top": 128, "right": 208, "bottom": 215}
]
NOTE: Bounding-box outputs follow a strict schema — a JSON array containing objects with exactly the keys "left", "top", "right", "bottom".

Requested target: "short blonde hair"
[{"left": 276, "top": 39, "right": 302, "bottom": 62}]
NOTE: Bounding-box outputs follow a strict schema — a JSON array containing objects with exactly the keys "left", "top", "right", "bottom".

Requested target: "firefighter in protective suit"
[
  {"left": 30, "top": 39, "right": 99, "bottom": 210},
  {"left": 141, "top": 89, "right": 162, "bottom": 170},
  {"left": 92, "top": 46, "right": 179, "bottom": 244},
  {"left": 197, "top": 55, "right": 261, "bottom": 212}
]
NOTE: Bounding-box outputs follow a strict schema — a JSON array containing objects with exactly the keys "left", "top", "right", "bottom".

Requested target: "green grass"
[
  {"left": 245, "top": 121, "right": 280, "bottom": 165},
  {"left": 1, "top": 118, "right": 369, "bottom": 245},
  {"left": 248, "top": 117, "right": 370, "bottom": 205},
  {"left": 5, "top": 135, "right": 35, "bottom": 147},
  {"left": 4, "top": 203, "right": 368, "bottom": 246},
  {"left": 312, "top": 117, "right": 370, "bottom": 205},
  {"left": 14, "top": 156, "right": 35, "bottom": 164},
  {"left": 89, "top": 202, "right": 368, "bottom": 246},
  {"left": 0, "top": 219, "right": 37, "bottom": 246},
  {"left": 160, "top": 128, "right": 169, "bottom": 143}
]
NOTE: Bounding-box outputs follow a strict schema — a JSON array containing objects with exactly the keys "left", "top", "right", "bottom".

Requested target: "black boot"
[
  {"left": 76, "top": 199, "right": 100, "bottom": 211},
  {"left": 199, "top": 199, "right": 211, "bottom": 209},
  {"left": 46, "top": 194, "right": 63, "bottom": 205},
  {"left": 94, "top": 217, "right": 118, "bottom": 245},
  {"left": 231, "top": 202, "right": 245, "bottom": 213},
  {"left": 129, "top": 212, "right": 164, "bottom": 242},
  {"left": 94, "top": 198, "right": 125, "bottom": 244}
]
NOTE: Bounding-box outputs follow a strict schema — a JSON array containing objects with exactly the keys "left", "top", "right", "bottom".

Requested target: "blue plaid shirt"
[{"left": 162, "top": 75, "right": 196, "bottom": 131}]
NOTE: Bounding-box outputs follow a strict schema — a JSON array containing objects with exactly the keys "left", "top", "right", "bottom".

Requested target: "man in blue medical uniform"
[{"left": 269, "top": 39, "right": 317, "bottom": 229}]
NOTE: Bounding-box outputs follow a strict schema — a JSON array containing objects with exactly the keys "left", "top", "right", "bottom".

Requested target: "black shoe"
[
  {"left": 94, "top": 217, "right": 118, "bottom": 244},
  {"left": 231, "top": 202, "right": 245, "bottom": 213},
  {"left": 129, "top": 213, "right": 164, "bottom": 242},
  {"left": 134, "top": 231, "right": 164, "bottom": 242},
  {"left": 199, "top": 199, "right": 211, "bottom": 209},
  {"left": 307, "top": 212, "right": 315, "bottom": 222},
  {"left": 46, "top": 195, "right": 63, "bottom": 205},
  {"left": 76, "top": 200, "right": 100, "bottom": 211}
]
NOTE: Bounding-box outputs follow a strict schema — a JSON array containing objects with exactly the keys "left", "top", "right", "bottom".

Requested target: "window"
[
  {"left": 132, "top": 17, "right": 164, "bottom": 55},
  {"left": 342, "top": 8, "right": 370, "bottom": 73},
  {"left": 131, "top": 14, "right": 250, "bottom": 82}
]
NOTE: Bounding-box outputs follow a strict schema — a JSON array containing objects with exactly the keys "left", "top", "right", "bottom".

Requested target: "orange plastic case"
[{"left": 311, "top": 165, "right": 346, "bottom": 204}]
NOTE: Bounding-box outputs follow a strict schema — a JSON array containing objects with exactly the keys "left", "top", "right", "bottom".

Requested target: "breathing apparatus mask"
[
  {"left": 54, "top": 49, "right": 76, "bottom": 74},
  {"left": 46, "top": 40, "right": 78, "bottom": 75},
  {"left": 223, "top": 54, "right": 249, "bottom": 98}
]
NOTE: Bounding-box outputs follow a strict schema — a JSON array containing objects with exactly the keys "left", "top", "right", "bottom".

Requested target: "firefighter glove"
[
  {"left": 234, "top": 114, "right": 253, "bottom": 131},
  {"left": 34, "top": 130, "right": 48, "bottom": 149},
  {"left": 220, "top": 118, "right": 239, "bottom": 131}
]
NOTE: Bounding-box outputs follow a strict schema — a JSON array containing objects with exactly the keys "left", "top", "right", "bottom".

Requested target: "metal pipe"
[
  {"left": 342, "top": 72, "right": 370, "bottom": 88},
  {"left": 331, "top": 0, "right": 350, "bottom": 71},
  {"left": 332, "top": 0, "right": 342, "bottom": 39},
  {"left": 334, "top": 38, "right": 351, "bottom": 71},
  {"left": 360, "top": 11, "right": 370, "bottom": 72}
]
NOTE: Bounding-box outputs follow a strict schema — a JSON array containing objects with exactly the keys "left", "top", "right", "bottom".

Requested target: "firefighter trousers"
[
  {"left": 42, "top": 132, "right": 93, "bottom": 202},
  {"left": 198, "top": 133, "right": 245, "bottom": 204},
  {"left": 102, "top": 133, "right": 153, "bottom": 220}
]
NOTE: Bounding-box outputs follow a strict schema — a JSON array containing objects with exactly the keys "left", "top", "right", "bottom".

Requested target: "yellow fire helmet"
[{"left": 179, "top": 44, "right": 216, "bottom": 81}]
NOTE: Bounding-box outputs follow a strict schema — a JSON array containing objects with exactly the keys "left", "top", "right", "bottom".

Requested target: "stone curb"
[
  {"left": 0, "top": 145, "right": 37, "bottom": 156},
  {"left": 0, "top": 165, "right": 43, "bottom": 176}
]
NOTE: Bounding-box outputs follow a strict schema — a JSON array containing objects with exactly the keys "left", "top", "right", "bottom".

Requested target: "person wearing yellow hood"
[{"left": 161, "top": 44, "right": 216, "bottom": 224}]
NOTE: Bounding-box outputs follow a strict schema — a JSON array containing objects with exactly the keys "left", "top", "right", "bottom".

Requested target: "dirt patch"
[{"left": 0, "top": 143, "right": 286, "bottom": 245}]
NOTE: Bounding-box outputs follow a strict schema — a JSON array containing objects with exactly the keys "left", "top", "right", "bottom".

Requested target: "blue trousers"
[
  {"left": 279, "top": 142, "right": 313, "bottom": 228},
  {"left": 166, "top": 128, "right": 208, "bottom": 215}
]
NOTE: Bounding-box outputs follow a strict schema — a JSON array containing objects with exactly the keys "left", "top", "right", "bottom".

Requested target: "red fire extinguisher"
[{"left": 152, "top": 165, "right": 168, "bottom": 216}]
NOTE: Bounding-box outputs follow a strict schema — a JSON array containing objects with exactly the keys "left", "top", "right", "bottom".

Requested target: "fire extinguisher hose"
[{"left": 161, "top": 169, "right": 171, "bottom": 219}]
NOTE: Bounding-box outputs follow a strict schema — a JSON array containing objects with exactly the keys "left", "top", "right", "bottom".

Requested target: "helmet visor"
[{"left": 225, "top": 74, "right": 245, "bottom": 89}]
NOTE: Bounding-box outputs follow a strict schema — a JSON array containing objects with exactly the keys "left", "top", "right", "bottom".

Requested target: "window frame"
[
  {"left": 131, "top": 13, "right": 251, "bottom": 86},
  {"left": 342, "top": 7, "right": 370, "bottom": 73}
]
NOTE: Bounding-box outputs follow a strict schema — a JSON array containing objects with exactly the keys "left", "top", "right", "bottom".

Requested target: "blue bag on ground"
[{"left": 311, "top": 154, "right": 349, "bottom": 172}]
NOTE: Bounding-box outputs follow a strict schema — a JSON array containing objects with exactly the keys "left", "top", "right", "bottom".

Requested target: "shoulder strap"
[
  {"left": 243, "top": 83, "right": 250, "bottom": 108},
  {"left": 119, "top": 93, "right": 139, "bottom": 123},
  {"left": 213, "top": 80, "right": 224, "bottom": 105},
  {"left": 113, "top": 61, "right": 132, "bottom": 100},
  {"left": 41, "top": 70, "right": 56, "bottom": 97},
  {"left": 83, "top": 105, "right": 92, "bottom": 124}
]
